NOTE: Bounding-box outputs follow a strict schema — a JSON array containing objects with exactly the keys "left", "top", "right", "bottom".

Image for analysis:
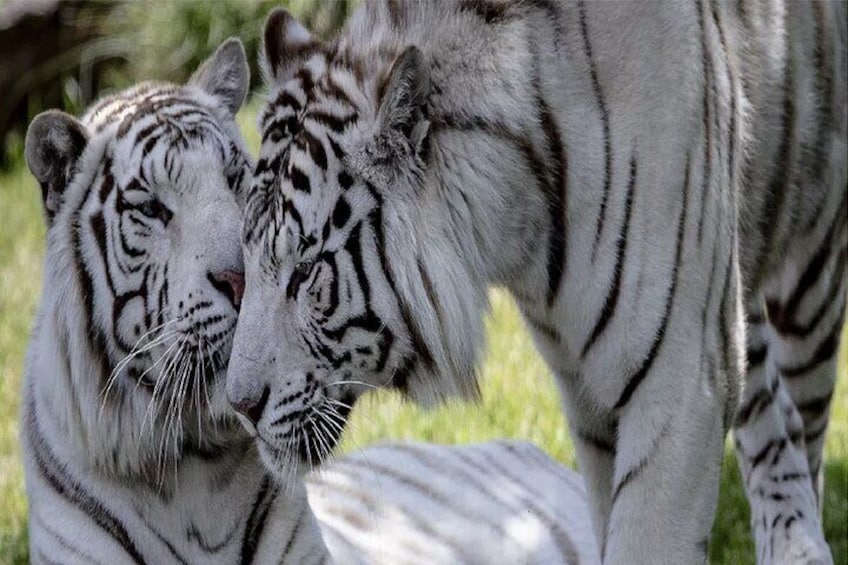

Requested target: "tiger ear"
[
  {"left": 25, "top": 110, "right": 88, "bottom": 225},
  {"left": 377, "top": 46, "right": 431, "bottom": 156},
  {"left": 261, "top": 8, "right": 322, "bottom": 84},
  {"left": 189, "top": 37, "right": 250, "bottom": 117}
]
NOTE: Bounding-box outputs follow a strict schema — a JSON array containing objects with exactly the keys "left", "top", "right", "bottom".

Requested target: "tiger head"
[
  {"left": 228, "top": 10, "right": 483, "bottom": 478},
  {"left": 25, "top": 39, "right": 253, "bottom": 478}
]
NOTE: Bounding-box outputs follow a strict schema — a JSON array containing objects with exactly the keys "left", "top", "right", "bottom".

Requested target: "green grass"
[{"left": 0, "top": 102, "right": 845, "bottom": 564}]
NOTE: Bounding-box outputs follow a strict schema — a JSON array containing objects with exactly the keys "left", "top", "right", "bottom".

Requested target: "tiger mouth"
[{"left": 256, "top": 397, "right": 354, "bottom": 474}]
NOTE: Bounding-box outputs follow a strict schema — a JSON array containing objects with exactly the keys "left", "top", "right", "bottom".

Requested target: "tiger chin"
[{"left": 18, "top": 38, "right": 330, "bottom": 564}]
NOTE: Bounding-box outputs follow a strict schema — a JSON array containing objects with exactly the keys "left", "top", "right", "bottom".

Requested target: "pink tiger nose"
[{"left": 208, "top": 270, "right": 245, "bottom": 310}]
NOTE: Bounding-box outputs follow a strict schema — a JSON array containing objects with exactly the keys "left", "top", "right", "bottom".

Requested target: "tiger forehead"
[{"left": 261, "top": 65, "right": 362, "bottom": 137}]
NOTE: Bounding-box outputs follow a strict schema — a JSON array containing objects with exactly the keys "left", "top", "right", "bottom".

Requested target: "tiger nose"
[
  {"left": 230, "top": 385, "right": 270, "bottom": 427},
  {"left": 208, "top": 270, "right": 245, "bottom": 310}
]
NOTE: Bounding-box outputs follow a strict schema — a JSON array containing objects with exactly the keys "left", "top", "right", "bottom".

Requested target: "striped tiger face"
[
  {"left": 227, "top": 11, "right": 442, "bottom": 478},
  {"left": 26, "top": 39, "right": 252, "bottom": 470}
]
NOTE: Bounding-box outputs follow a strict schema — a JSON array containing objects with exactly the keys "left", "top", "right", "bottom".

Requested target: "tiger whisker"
[
  {"left": 193, "top": 342, "right": 203, "bottom": 442},
  {"left": 318, "top": 404, "right": 347, "bottom": 435},
  {"left": 100, "top": 329, "right": 180, "bottom": 414},
  {"left": 311, "top": 408, "right": 338, "bottom": 462},
  {"left": 141, "top": 337, "right": 185, "bottom": 436},
  {"left": 156, "top": 345, "right": 190, "bottom": 486},
  {"left": 325, "top": 380, "right": 378, "bottom": 390},
  {"left": 126, "top": 331, "right": 185, "bottom": 394},
  {"left": 110, "top": 328, "right": 177, "bottom": 380},
  {"left": 173, "top": 348, "right": 192, "bottom": 459},
  {"left": 200, "top": 340, "right": 219, "bottom": 437},
  {"left": 108, "top": 316, "right": 181, "bottom": 380},
  {"left": 284, "top": 427, "right": 300, "bottom": 497},
  {"left": 308, "top": 409, "right": 332, "bottom": 464},
  {"left": 146, "top": 341, "right": 188, "bottom": 487}
]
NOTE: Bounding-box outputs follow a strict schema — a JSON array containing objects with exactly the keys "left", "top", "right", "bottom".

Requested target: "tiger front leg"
[
  {"left": 568, "top": 249, "right": 742, "bottom": 563},
  {"left": 599, "top": 350, "right": 729, "bottom": 564}
]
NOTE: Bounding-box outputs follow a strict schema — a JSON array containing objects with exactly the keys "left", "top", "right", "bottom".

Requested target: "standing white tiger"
[
  {"left": 20, "top": 34, "right": 598, "bottom": 565},
  {"left": 227, "top": 1, "right": 847, "bottom": 564}
]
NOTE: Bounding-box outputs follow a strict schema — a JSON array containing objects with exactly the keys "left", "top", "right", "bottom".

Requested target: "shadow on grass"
[{"left": 711, "top": 450, "right": 847, "bottom": 565}]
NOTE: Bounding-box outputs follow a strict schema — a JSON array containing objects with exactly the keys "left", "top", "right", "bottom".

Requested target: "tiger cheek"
[{"left": 113, "top": 296, "right": 147, "bottom": 353}]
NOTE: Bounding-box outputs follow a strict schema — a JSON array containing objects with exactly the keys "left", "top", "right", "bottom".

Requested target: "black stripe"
[
  {"left": 525, "top": 314, "right": 561, "bottom": 344},
  {"left": 332, "top": 196, "right": 351, "bottom": 228},
  {"left": 74, "top": 207, "right": 113, "bottom": 389},
  {"left": 279, "top": 499, "right": 307, "bottom": 562},
  {"left": 754, "top": 37, "right": 796, "bottom": 278},
  {"left": 779, "top": 313, "right": 844, "bottom": 378},
  {"left": 696, "top": 0, "right": 714, "bottom": 244},
  {"left": 25, "top": 400, "right": 146, "bottom": 563},
  {"left": 577, "top": 429, "right": 614, "bottom": 452},
  {"left": 734, "top": 378, "right": 778, "bottom": 428},
  {"left": 368, "top": 192, "right": 436, "bottom": 371},
  {"left": 804, "top": 1, "right": 837, "bottom": 233},
  {"left": 304, "top": 111, "right": 358, "bottom": 133},
  {"left": 417, "top": 257, "right": 445, "bottom": 331},
  {"left": 536, "top": 90, "right": 568, "bottom": 307},
  {"left": 458, "top": 0, "right": 515, "bottom": 24},
  {"left": 749, "top": 437, "right": 787, "bottom": 471},
  {"left": 578, "top": 0, "right": 612, "bottom": 260},
  {"left": 804, "top": 420, "right": 829, "bottom": 445},
  {"left": 146, "top": 521, "right": 190, "bottom": 565},
  {"left": 611, "top": 420, "right": 671, "bottom": 504},
  {"left": 300, "top": 129, "right": 328, "bottom": 171},
  {"left": 240, "top": 475, "right": 277, "bottom": 564},
  {"left": 785, "top": 249, "right": 847, "bottom": 337},
  {"left": 746, "top": 343, "right": 767, "bottom": 368},
  {"left": 795, "top": 390, "right": 834, "bottom": 419},
  {"left": 34, "top": 513, "right": 105, "bottom": 565},
  {"left": 769, "top": 203, "right": 845, "bottom": 335},
  {"left": 615, "top": 154, "right": 689, "bottom": 409},
  {"left": 582, "top": 157, "right": 637, "bottom": 358},
  {"left": 717, "top": 247, "right": 735, "bottom": 389},
  {"left": 273, "top": 90, "right": 303, "bottom": 113},
  {"left": 323, "top": 73, "right": 355, "bottom": 108},
  {"left": 290, "top": 166, "right": 311, "bottom": 193},
  {"left": 98, "top": 160, "right": 115, "bottom": 203}
]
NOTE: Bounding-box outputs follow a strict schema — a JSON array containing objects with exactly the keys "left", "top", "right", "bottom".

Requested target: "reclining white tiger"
[
  {"left": 227, "top": 2, "right": 847, "bottom": 564},
  {"left": 21, "top": 36, "right": 598, "bottom": 564}
]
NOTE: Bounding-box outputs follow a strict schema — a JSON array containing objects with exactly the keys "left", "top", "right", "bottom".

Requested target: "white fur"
[{"left": 234, "top": 1, "right": 846, "bottom": 564}]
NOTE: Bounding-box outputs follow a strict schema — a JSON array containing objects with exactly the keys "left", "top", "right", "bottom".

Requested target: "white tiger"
[
  {"left": 227, "top": 2, "right": 847, "bottom": 564},
  {"left": 20, "top": 38, "right": 322, "bottom": 564},
  {"left": 20, "top": 35, "right": 598, "bottom": 565}
]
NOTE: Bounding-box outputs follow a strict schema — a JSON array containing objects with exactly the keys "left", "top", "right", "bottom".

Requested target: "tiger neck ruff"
[
  {"left": 230, "top": 2, "right": 846, "bottom": 564},
  {"left": 22, "top": 39, "right": 329, "bottom": 563}
]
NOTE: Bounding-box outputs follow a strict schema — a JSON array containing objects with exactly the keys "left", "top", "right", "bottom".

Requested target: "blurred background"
[
  {"left": 0, "top": 2, "right": 845, "bottom": 564},
  {"left": 0, "top": 0, "right": 355, "bottom": 166}
]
